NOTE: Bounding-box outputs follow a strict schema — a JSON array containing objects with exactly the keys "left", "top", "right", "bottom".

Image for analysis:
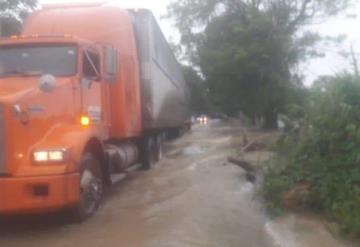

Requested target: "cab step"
[
  {"left": 109, "top": 173, "right": 126, "bottom": 184},
  {"left": 126, "top": 163, "right": 142, "bottom": 173},
  {"left": 109, "top": 163, "right": 142, "bottom": 184}
]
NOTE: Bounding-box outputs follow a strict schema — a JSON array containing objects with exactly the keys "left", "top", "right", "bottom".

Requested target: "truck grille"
[{"left": 0, "top": 105, "right": 5, "bottom": 174}]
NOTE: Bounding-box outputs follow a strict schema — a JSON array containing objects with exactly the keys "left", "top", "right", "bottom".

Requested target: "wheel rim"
[
  {"left": 157, "top": 137, "right": 163, "bottom": 161},
  {"left": 80, "top": 169, "right": 103, "bottom": 215},
  {"left": 148, "top": 137, "right": 157, "bottom": 164},
  {"left": 158, "top": 144, "right": 163, "bottom": 160}
]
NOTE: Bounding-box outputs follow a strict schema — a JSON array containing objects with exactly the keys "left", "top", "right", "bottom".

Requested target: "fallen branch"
[
  {"left": 240, "top": 133, "right": 273, "bottom": 152},
  {"left": 227, "top": 157, "right": 256, "bottom": 172}
]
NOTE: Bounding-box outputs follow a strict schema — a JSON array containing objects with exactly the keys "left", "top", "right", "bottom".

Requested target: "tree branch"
[{"left": 287, "top": 0, "right": 312, "bottom": 31}]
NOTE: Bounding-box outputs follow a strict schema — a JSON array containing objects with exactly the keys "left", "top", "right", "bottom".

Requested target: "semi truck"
[{"left": 0, "top": 3, "right": 190, "bottom": 220}]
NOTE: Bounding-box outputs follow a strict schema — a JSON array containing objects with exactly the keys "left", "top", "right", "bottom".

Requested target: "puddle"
[
  {"left": 265, "top": 221, "right": 299, "bottom": 247},
  {"left": 187, "top": 163, "right": 198, "bottom": 171},
  {"left": 265, "top": 214, "right": 355, "bottom": 247},
  {"left": 183, "top": 145, "right": 206, "bottom": 155},
  {"left": 167, "top": 145, "right": 207, "bottom": 158}
]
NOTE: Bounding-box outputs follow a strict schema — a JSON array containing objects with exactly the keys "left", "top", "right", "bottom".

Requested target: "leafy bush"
[{"left": 262, "top": 73, "right": 360, "bottom": 234}]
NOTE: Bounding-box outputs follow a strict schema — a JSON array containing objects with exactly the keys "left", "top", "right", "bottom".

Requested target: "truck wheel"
[
  {"left": 170, "top": 128, "right": 182, "bottom": 139},
  {"left": 72, "top": 153, "right": 103, "bottom": 222},
  {"left": 155, "top": 135, "right": 163, "bottom": 162},
  {"left": 141, "top": 136, "right": 157, "bottom": 170}
]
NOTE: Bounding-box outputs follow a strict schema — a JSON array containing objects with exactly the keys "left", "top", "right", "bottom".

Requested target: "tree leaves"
[
  {"left": 0, "top": 0, "right": 37, "bottom": 36},
  {"left": 183, "top": 66, "right": 213, "bottom": 114},
  {"left": 167, "top": 0, "right": 351, "bottom": 127}
]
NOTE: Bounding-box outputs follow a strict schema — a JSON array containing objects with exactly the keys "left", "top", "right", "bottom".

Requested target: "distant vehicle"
[
  {"left": 0, "top": 4, "right": 190, "bottom": 220},
  {"left": 197, "top": 115, "right": 209, "bottom": 124}
]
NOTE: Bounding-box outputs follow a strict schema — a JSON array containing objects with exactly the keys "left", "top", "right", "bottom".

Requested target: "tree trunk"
[
  {"left": 250, "top": 115, "right": 256, "bottom": 126},
  {"left": 263, "top": 110, "right": 278, "bottom": 130}
]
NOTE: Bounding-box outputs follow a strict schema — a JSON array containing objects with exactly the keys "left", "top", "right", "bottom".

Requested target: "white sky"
[
  {"left": 40, "top": 0, "right": 176, "bottom": 39},
  {"left": 304, "top": 3, "right": 360, "bottom": 85},
  {"left": 40, "top": 0, "right": 360, "bottom": 86}
]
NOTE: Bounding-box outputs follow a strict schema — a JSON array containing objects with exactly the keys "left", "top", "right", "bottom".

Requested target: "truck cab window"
[
  {"left": 0, "top": 45, "right": 77, "bottom": 77},
  {"left": 83, "top": 50, "right": 100, "bottom": 80}
]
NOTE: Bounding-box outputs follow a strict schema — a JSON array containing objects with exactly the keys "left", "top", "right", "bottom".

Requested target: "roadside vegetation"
[{"left": 262, "top": 73, "right": 360, "bottom": 235}]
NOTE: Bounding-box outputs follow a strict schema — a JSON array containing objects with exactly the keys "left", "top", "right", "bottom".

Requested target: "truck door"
[{"left": 81, "top": 48, "right": 104, "bottom": 130}]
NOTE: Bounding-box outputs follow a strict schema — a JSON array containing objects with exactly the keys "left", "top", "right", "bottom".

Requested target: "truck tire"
[
  {"left": 72, "top": 153, "right": 103, "bottom": 222},
  {"left": 141, "top": 135, "right": 157, "bottom": 170},
  {"left": 155, "top": 134, "right": 163, "bottom": 162}
]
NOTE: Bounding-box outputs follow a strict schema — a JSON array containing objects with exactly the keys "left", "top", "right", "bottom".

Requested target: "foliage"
[
  {"left": 0, "top": 0, "right": 37, "bottom": 37},
  {"left": 167, "top": 0, "right": 350, "bottom": 128},
  {"left": 262, "top": 73, "right": 360, "bottom": 234},
  {"left": 183, "top": 66, "right": 213, "bottom": 114}
]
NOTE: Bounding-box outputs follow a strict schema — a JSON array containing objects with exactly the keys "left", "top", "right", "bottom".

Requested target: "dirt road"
[{"left": 0, "top": 121, "right": 355, "bottom": 247}]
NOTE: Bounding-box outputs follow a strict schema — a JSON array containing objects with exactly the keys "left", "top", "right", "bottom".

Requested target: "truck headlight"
[
  {"left": 33, "top": 151, "right": 48, "bottom": 162},
  {"left": 33, "top": 149, "right": 68, "bottom": 163}
]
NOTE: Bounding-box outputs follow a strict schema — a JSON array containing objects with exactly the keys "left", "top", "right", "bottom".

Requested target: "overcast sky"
[
  {"left": 40, "top": 0, "right": 174, "bottom": 38},
  {"left": 40, "top": 0, "right": 360, "bottom": 86}
]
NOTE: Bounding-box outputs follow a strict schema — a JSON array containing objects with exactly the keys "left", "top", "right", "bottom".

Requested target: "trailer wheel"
[
  {"left": 155, "top": 135, "right": 163, "bottom": 162},
  {"left": 141, "top": 136, "right": 157, "bottom": 170},
  {"left": 72, "top": 153, "right": 103, "bottom": 222}
]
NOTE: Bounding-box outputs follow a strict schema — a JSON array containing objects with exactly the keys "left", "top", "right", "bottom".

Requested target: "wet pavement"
[{"left": 0, "top": 121, "right": 356, "bottom": 247}]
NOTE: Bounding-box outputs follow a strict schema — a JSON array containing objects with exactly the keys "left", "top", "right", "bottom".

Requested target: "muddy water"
[{"left": 0, "top": 121, "right": 355, "bottom": 247}]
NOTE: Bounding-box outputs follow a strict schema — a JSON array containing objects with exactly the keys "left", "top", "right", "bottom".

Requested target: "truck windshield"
[{"left": 0, "top": 44, "right": 77, "bottom": 77}]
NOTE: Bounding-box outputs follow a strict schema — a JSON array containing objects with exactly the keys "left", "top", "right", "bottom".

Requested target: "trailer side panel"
[{"left": 130, "top": 10, "right": 190, "bottom": 130}]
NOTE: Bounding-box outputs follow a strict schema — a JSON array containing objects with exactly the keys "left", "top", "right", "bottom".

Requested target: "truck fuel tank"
[{"left": 105, "top": 143, "right": 139, "bottom": 172}]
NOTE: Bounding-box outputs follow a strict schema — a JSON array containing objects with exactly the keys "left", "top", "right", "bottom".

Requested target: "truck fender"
[
  {"left": 81, "top": 138, "right": 109, "bottom": 183},
  {"left": 70, "top": 136, "right": 108, "bottom": 183}
]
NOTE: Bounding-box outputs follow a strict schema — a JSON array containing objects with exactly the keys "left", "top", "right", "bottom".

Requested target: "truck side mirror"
[{"left": 104, "top": 46, "right": 118, "bottom": 83}]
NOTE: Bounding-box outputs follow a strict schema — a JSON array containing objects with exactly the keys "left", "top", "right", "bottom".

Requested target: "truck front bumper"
[{"left": 0, "top": 173, "right": 80, "bottom": 214}]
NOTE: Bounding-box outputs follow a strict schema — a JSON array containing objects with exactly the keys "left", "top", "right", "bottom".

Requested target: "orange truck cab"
[{"left": 0, "top": 4, "right": 190, "bottom": 220}]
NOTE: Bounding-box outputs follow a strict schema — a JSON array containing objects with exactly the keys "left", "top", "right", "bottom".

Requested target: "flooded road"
[{"left": 0, "top": 121, "right": 355, "bottom": 247}]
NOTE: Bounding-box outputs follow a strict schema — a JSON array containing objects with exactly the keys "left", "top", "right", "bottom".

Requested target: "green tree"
[
  {"left": 183, "top": 66, "right": 211, "bottom": 114},
  {"left": 167, "top": 0, "right": 350, "bottom": 128},
  {"left": 0, "top": 0, "right": 37, "bottom": 37}
]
